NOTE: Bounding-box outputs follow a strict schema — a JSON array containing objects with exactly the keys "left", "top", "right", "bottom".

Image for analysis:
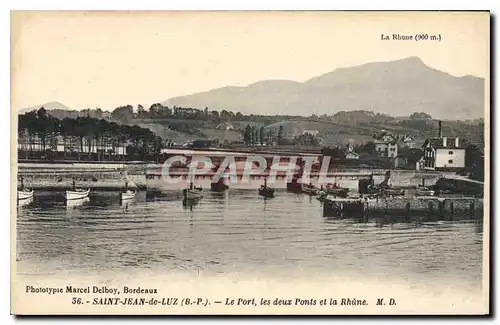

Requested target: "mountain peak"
[
  {"left": 398, "top": 56, "right": 424, "bottom": 63},
  {"left": 39, "top": 101, "right": 70, "bottom": 110},
  {"left": 18, "top": 101, "right": 71, "bottom": 115},
  {"left": 162, "top": 57, "right": 484, "bottom": 120}
]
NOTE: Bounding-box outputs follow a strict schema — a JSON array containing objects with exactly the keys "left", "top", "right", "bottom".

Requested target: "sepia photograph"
[{"left": 10, "top": 10, "right": 489, "bottom": 315}]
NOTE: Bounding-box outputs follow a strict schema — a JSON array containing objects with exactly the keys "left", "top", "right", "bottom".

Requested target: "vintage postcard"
[{"left": 11, "top": 11, "right": 490, "bottom": 315}]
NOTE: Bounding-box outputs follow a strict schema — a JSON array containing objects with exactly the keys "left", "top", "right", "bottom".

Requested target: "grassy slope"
[{"left": 133, "top": 115, "right": 483, "bottom": 147}]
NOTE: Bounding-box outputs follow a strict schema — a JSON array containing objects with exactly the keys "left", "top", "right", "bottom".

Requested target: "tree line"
[
  {"left": 18, "top": 107, "right": 166, "bottom": 161},
  {"left": 242, "top": 124, "right": 320, "bottom": 146}
]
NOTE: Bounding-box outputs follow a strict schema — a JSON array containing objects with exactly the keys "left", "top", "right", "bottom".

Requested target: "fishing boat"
[
  {"left": 258, "top": 178, "right": 275, "bottom": 198},
  {"left": 316, "top": 189, "right": 328, "bottom": 201},
  {"left": 121, "top": 189, "right": 136, "bottom": 200},
  {"left": 326, "top": 183, "right": 350, "bottom": 197},
  {"left": 382, "top": 187, "right": 405, "bottom": 196},
  {"left": 301, "top": 183, "right": 318, "bottom": 195},
  {"left": 18, "top": 189, "right": 33, "bottom": 201},
  {"left": 210, "top": 177, "right": 229, "bottom": 192},
  {"left": 415, "top": 186, "right": 435, "bottom": 196},
  {"left": 183, "top": 182, "right": 203, "bottom": 200},
  {"left": 258, "top": 185, "right": 275, "bottom": 198},
  {"left": 65, "top": 188, "right": 90, "bottom": 200},
  {"left": 17, "top": 176, "right": 33, "bottom": 201}
]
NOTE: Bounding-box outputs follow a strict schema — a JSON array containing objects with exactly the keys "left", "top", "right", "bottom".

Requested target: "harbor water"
[{"left": 16, "top": 189, "right": 483, "bottom": 295}]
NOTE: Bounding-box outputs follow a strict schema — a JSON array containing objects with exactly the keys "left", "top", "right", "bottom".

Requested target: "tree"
[
  {"left": 221, "top": 110, "right": 230, "bottom": 121},
  {"left": 243, "top": 124, "right": 252, "bottom": 145},
  {"left": 251, "top": 125, "right": 257, "bottom": 145},
  {"left": 358, "top": 141, "right": 376, "bottom": 154},
  {"left": 35, "top": 107, "right": 49, "bottom": 152},
  {"left": 259, "top": 126, "right": 265, "bottom": 145},
  {"left": 278, "top": 125, "right": 284, "bottom": 145},
  {"left": 267, "top": 129, "right": 273, "bottom": 145},
  {"left": 321, "top": 147, "right": 346, "bottom": 158},
  {"left": 137, "top": 104, "right": 146, "bottom": 117},
  {"left": 111, "top": 105, "right": 134, "bottom": 124},
  {"left": 465, "top": 144, "right": 484, "bottom": 181},
  {"left": 410, "top": 112, "right": 432, "bottom": 120}
]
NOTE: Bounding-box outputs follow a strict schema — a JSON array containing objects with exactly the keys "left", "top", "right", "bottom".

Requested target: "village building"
[
  {"left": 302, "top": 130, "right": 320, "bottom": 137},
  {"left": 216, "top": 122, "right": 234, "bottom": 131},
  {"left": 394, "top": 148, "right": 424, "bottom": 170},
  {"left": 344, "top": 143, "right": 360, "bottom": 160},
  {"left": 400, "top": 134, "right": 417, "bottom": 149},
  {"left": 422, "top": 137, "right": 466, "bottom": 171},
  {"left": 373, "top": 132, "right": 398, "bottom": 158},
  {"left": 421, "top": 121, "right": 467, "bottom": 171},
  {"left": 345, "top": 151, "right": 360, "bottom": 160}
]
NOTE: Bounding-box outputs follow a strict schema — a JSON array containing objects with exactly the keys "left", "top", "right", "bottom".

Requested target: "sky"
[{"left": 11, "top": 11, "right": 489, "bottom": 111}]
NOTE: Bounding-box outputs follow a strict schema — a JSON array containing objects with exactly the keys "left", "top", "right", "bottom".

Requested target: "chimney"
[
  {"left": 438, "top": 121, "right": 442, "bottom": 138},
  {"left": 443, "top": 137, "right": 447, "bottom": 147},
  {"left": 455, "top": 137, "right": 460, "bottom": 147}
]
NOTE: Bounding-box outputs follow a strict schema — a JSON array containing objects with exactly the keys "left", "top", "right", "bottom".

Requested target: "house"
[
  {"left": 394, "top": 148, "right": 424, "bottom": 170},
  {"left": 400, "top": 134, "right": 417, "bottom": 149},
  {"left": 302, "top": 130, "right": 320, "bottom": 137},
  {"left": 216, "top": 122, "right": 234, "bottom": 131},
  {"left": 422, "top": 137, "right": 466, "bottom": 171},
  {"left": 345, "top": 151, "right": 360, "bottom": 160},
  {"left": 344, "top": 143, "right": 360, "bottom": 160},
  {"left": 373, "top": 131, "right": 398, "bottom": 158}
]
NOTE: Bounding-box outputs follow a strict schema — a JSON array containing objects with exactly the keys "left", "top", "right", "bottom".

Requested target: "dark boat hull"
[{"left": 258, "top": 188, "right": 275, "bottom": 198}]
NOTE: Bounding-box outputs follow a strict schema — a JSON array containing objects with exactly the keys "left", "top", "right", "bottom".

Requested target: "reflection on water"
[
  {"left": 121, "top": 198, "right": 134, "bottom": 211},
  {"left": 17, "top": 197, "right": 33, "bottom": 208},
  {"left": 16, "top": 190, "right": 483, "bottom": 290}
]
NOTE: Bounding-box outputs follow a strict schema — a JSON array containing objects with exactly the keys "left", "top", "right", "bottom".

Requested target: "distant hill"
[
  {"left": 18, "top": 102, "right": 109, "bottom": 120},
  {"left": 162, "top": 57, "right": 485, "bottom": 120},
  {"left": 17, "top": 101, "right": 71, "bottom": 115}
]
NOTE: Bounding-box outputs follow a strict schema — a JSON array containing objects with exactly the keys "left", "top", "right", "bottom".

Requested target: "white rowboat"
[
  {"left": 18, "top": 189, "right": 33, "bottom": 200},
  {"left": 121, "top": 190, "right": 136, "bottom": 200},
  {"left": 415, "top": 186, "right": 435, "bottom": 196},
  {"left": 65, "top": 188, "right": 90, "bottom": 200}
]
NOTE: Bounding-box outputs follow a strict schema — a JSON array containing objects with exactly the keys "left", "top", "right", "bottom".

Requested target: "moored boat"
[
  {"left": 258, "top": 177, "right": 275, "bottom": 198},
  {"left": 258, "top": 186, "right": 275, "bottom": 198},
  {"left": 18, "top": 176, "right": 33, "bottom": 201},
  {"left": 415, "top": 186, "right": 435, "bottom": 196},
  {"left": 121, "top": 189, "right": 136, "bottom": 200},
  {"left": 326, "top": 183, "right": 350, "bottom": 197},
  {"left": 301, "top": 183, "right": 318, "bottom": 195},
  {"left": 18, "top": 189, "right": 33, "bottom": 201},
  {"left": 66, "top": 197, "right": 90, "bottom": 209},
  {"left": 210, "top": 177, "right": 229, "bottom": 192},
  {"left": 65, "top": 188, "right": 90, "bottom": 200},
  {"left": 183, "top": 182, "right": 203, "bottom": 200},
  {"left": 316, "top": 190, "right": 328, "bottom": 201},
  {"left": 382, "top": 187, "right": 405, "bottom": 196}
]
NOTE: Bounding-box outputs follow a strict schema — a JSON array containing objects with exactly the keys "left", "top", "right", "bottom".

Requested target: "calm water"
[{"left": 16, "top": 190, "right": 483, "bottom": 290}]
